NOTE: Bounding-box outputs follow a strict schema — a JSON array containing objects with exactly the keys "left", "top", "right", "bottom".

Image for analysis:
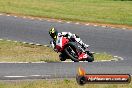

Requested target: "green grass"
[
  {"left": 0, "top": 0, "right": 132, "bottom": 26},
  {"left": 94, "top": 52, "right": 114, "bottom": 61},
  {"left": 0, "top": 40, "right": 59, "bottom": 62},
  {"left": 0, "top": 40, "right": 114, "bottom": 62},
  {"left": 0, "top": 79, "right": 131, "bottom": 88}
]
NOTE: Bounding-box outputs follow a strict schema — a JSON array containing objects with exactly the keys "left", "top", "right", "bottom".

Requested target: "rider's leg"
[
  {"left": 59, "top": 52, "right": 67, "bottom": 61},
  {"left": 73, "top": 35, "right": 89, "bottom": 49}
]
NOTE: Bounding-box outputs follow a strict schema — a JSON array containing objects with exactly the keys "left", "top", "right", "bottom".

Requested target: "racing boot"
[
  {"left": 83, "top": 44, "right": 89, "bottom": 49},
  {"left": 74, "top": 37, "right": 89, "bottom": 50},
  {"left": 78, "top": 40, "right": 89, "bottom": 50},
  {"left": 59, "top": 53, "right": 67, "bottom": 61}
]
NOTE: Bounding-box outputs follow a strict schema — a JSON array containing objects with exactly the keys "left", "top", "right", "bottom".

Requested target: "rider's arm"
[
  {"left": 50, "top": 40, "right": 56, "bottom": 49},
  {"left": 50, "top": 40, "right": 59, "bottom": 52},
  {"left": 59, "top": 32, "right": 74, "bottom": 38}
]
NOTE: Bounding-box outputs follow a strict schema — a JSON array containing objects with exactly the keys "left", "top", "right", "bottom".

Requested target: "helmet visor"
[{"left": 50, "top": 33, "right": 57, "bottom": 40}]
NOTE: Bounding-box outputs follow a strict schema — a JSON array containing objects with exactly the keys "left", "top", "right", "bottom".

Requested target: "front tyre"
[{"left": 64, "top": 42, "right": 80, "bottom": 62}]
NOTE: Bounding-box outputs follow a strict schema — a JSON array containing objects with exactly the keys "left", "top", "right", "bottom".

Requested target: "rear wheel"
[
  {"left": 64, "top": 42, "right": 80, "bottom": 62},
  {"left": 86, "top": 51, "right": 94, "bottom": 62}
]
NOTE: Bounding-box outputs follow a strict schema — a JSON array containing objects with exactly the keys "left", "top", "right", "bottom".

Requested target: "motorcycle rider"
[{"left": 49, "top": 27, "right": 89, "bottom": 51}]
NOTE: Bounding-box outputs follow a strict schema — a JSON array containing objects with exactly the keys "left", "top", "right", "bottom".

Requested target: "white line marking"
[
  {"left": 118, "top": 57, "right": 124, "bottom": 60},
  {"left": 38, "top": 18, "right": 42, "bottom": 21},
  {"left": 64, "top": 60, "right": 112, "bottom": 62},
  {"left": 7, "top": 40, "right": 11, "bottom": 42},
  {"left": 94, "top": 61, "right": 99, "bottom": 62},
  {"left": 0, "top": 39, "right": 3, "bottom": 41},
  {"left": 0, "top": 14, "right": 2, "bottom": 16},
  {"left": 63, "top": 61, "right": 73, "bottom": 62},
  {"left": 0, "top": 13, "right": 130, "bottom": 31},
  {"left": 63, "top": 61, "right": 88, "bottom": 62},
  {"left": 42, "top": 75, "right": 51, "bottom": 77},
  {"left": 120, "top": 58, "right": 124, "bottom": 60},
  {"left": 30, "top": 18, "right": 34, "bottom": 20},
  {"left": 111, "top": 27, "right": 115, "bottom": 29},
  {"left": 58, "top": 21, "right": 62, "bottom": 22},
  {"left": 23, "top": 16, "right": 26, "bottom": 19},
  {"left": 14, "top": 16, "right": 17, "bottom": 18},
  {"left": 30, "top": 75, "right": 41, "bottom": 77},
  {"left": 30, "top": 75, "right": 50, "bottom": 77},
  {"left": 4, "top": 75, "right": 51, "bottom": 78},
  {"left": 122, "top": 28, "right": 126, "bottom": 30},
  {"left": 114, "top": 56, "right": 118, "bottom": 58},
  {"left": 102, "top": 26, "right": 106, "bottom": 28},
  {"left": 0, "top": 62, "right": 47, "bottom": 63},
  {"left": 0, "top": 62, "right": 29, "bottom": 63},
  {"left": 23, "top": 42, "right": 28, "bottom": 44},
  {"left": 4, "top": 76, "right": 26, "bottom": 78},
  {"left": 67, "top": 22, "right": 71, "bottom": 23},
  {"left": 91, "top": 52, "right": 95, "bottom": 54},
  {"left": 114, "top": 56, "right": 124, "bottom": 61},
  {"left": 75, "top": 22, "right": 79, "bottom": 24},
  {"left": 6, "top": 15, "right": 10, "bottom": 17},
  {"left": 94, "top": 25, "right": 98, "bottom": 27},
  {"left": 29, "top": 43, "right": 34, "bottom": 45},
  {"left": 30, "top": 62, "right": 47, "bottom": 63},
  {"left": 36, "top": 44, "right": 42, "bottom": 46},
  {"left": 101, "top": 60, "right": 111, "bottom": 62},
  {"left": 111, "top": 58, "right": 118, "bottom": 61},
  {"left": 14, "top": 41, "right": 18, "bottom": 43},
  {"left": 85, "top": 23, "right": 90, "bottom": 26},
  {"left": 44, "top": 45, "right": 48, "bottom": 47}
]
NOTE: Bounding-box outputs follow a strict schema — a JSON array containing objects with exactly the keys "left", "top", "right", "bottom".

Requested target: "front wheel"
[{"left": 64, "top": 42, "right": 80, "bottom": 62}]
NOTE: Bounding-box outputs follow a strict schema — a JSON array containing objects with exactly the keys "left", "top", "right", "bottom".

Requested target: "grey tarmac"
[{"left": 0, "top": 14, "right": 132, "bottom": 80}]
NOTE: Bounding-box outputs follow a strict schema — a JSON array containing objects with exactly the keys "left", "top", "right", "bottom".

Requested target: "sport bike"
[{"left": 54, "top": 36, "right": 94, "bottom": 62}]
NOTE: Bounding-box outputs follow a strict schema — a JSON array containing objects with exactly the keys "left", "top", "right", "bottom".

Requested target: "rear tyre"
[{"left": 86, "top": 51, "right": 94, "bottom": 62}]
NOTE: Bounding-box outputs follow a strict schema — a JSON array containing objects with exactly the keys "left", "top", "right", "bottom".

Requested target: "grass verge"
[
  {"left": 0, "top": 79, "right": 131, "bottom": 88},
  {"left": 0, "top": 0, "right": 132, "bottom": 26},
  {"left": 0, "top": 40, "right": 114, "bottom": 62},
  {"left": 0, "top": 40, "right": 59, "bottom": 62}
]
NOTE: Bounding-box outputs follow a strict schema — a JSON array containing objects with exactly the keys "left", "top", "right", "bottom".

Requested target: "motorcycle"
[{"left": 53, "top": 36, "right": 94, "bottom": 62}]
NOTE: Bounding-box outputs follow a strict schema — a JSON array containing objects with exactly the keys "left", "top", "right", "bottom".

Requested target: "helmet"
[{"left": 49, "top": 28, "right": 58, "bottom": 40}]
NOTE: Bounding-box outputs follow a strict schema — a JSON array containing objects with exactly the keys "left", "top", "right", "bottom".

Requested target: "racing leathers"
[{"left": 50, "top": 32, "right": 89, "bottom": 51}]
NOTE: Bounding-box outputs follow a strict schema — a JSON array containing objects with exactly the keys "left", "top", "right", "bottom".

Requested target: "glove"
[
  {"left": 50, "top": 41, "right": 55, "bottom": 48},
  {"left": 53, "top": 48, "right": 58, "bottom": 53}
]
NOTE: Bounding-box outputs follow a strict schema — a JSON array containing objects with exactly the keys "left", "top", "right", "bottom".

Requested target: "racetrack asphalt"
[{"left": 0, "top": 14, "right": 132, "bottom": 80}]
